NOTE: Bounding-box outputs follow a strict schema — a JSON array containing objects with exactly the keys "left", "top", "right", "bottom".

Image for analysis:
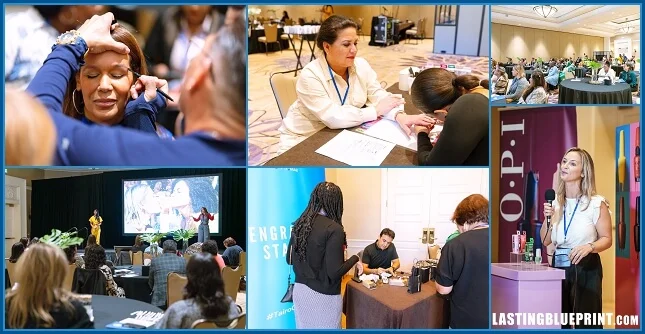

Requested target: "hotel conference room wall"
[
  {"left": 491, "top": 106, "right": 640, "bottom": 319},
  {"left": 492, "top": 23, "right": 604, "bottom": 61},
  {"left": 254, "top": 5, "right": 436, "bottom": 39}
]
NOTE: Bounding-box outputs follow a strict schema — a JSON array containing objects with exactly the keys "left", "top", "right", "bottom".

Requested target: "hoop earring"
[{"left": 73, "top": 90, "right": 83, "bottom": 115}]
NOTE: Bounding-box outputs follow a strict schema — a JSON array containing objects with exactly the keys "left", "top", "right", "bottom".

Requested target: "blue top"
[{"left": 26, "top": 40, "right": 245, "bottom": 166}]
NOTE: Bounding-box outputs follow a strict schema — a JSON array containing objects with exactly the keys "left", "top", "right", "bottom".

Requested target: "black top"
[
  {"left": 287, "top": 215, "right": 358, "bottom": 295},
  {"left": 5, "top": 299, "right": 93, "bottom": 329},
  {"left": 417, "top": 93, "right": 489, "bottom": 166},
  {"left": 435, "top": 228, "right": 489, "bottom": 329},
  {"left": 362, "top": 241, "right": 399, "bottom": 269}
]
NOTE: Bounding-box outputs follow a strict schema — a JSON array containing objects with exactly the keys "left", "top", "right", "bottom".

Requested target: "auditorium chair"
[
  {"left": 222, "top": 266, "right": 244, "bottom": 302},
  {"left": 166, "top": 272, "right": 188, "bottom": 308},
  {"left": 191, "top": 307, "right": 246, "bottom": 329},
  {"left": 71, "top": 268, "right": 107, "bottom": 295}
]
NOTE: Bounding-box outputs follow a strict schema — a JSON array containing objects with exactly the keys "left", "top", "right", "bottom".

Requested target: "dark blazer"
[
  {"left": 287, "top": 215, "right": 358, "bottom": 295},
  {"left": 149, "top": 253, "right": 187, "bottom": 307}
]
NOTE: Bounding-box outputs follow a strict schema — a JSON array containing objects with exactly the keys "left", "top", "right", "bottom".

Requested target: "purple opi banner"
[{"left": 498, "top": 107, "right": 578, "bottom": 261}]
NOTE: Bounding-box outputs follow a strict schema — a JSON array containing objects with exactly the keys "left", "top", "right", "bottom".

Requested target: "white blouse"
[
  {"left": 551, "top": 195, "right": 609, "bottom": 249},
  {"left": 278, "top": 56, "right": 398, "bottom": 153}
]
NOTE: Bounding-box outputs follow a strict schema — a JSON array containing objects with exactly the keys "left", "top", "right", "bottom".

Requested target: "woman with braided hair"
[{"left": 286, "top": 182, "right": 359, "bottom": 328}]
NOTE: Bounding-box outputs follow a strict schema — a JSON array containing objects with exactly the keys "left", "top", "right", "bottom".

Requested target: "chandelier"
[
  {"left": 619, "top": 19, "right": 633, "bottom": 34},
  {"left": 533, "top": 5, "right": 558, "bottom": 18}
]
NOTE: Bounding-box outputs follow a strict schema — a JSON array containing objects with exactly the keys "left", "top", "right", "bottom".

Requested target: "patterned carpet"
[{"left": 248, "top": 38, "right": 489, "bottom": 166}]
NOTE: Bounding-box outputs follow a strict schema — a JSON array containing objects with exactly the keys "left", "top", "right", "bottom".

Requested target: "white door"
[{"left": 382, "top": 168, "right": 489, "bottom": 272}]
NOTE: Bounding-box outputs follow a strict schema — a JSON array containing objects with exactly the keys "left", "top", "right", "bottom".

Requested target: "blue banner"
[{"left": 247, "top": 168, "right": 325, "bottom": 329}]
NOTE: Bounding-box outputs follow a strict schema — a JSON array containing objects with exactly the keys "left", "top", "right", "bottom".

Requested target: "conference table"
[
  {"left": 113, "top": 265, "right": 152, "bottom": 304},
  {"left": 248, "top": 28, "right": 290, "bottom": 54},
  {"left": 92, "top": 295, "right": 163, "bottom": 329},
  {"left": 263, "top": 84, "right": 422, "bottom": 166},
  {"left": 342, "top": 279, "right": 449, "bottom": 328},
  {"left": 558, "top": 78, "right": 632, "bottom": 104}
]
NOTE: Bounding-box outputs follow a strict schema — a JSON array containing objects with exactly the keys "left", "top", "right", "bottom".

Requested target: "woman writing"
[
  {"left": 278, "top": 15, "right": 433, "bottom": 153},
  {"left": 540, "top": 148, "right": 612, "bottom": 329},
  {"left": 192, "top": 207, "right": 215, "bottom": 243},
  {"left": 89, "top": 209, "right": 103, "bottom": 245},
  {"left": 286, "top": 182, "right": 359, "bottom": 328},
  {"left": 5, "top": 243, "right": 93, "bottom": 328},
  {"left": 409, "top": 68, "right": 489, "bottom": 165}
]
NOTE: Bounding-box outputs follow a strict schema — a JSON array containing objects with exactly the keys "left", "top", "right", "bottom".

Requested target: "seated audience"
[
  {"left": 63, "top": 244, "right": 84, "bottom": 268},
  {"left": 545, "top": 61, "right": 559, "bottom": 91},
  {"left": 492, "top": 68, "right": 508, "bottom": 95},
  {"left": 83, "top": 245, "right": 125, "bottom": 298},
  {"left": 361, "top": 228, "right": 400, "bottom": 275},
  {"left": 154, "top": 253, "right": 240, "bottom": 328},
  {"left": 86, "top": 235, "right": 97, "bottom": 248},
  {"left": 222, "top": 238, "right": 244, "bottom": 266},
  {"left": 504, "top": 65, "right": 529, "bottom": 103},
  {"left": 149, "top": 240, "right": 187, "bottom": 309},
  {"left": 131, "top": 235, "right": 144, "bottom": 253},
  {"left": 619, "top": 63, "right": 638, "bottom": 92},
  {"left": 201, "top": 240, "right": 226, "bottom": 271},
  {"left": 9, "top": 242, "right": 25, "bottom": 263},
  {"left": 598, "top": 61, "right": 616, "bottom": 81},
  {"left": 518, "top": 70, "right": 548, "bottom": 104},
  {"left": 19, "top": 237, "right": 29, "bottom": 248},
  {"left": 435, "top": 194, "right": 489, "bottom": 329},
  {"left": 5, "top": 243, "right": 93, "bottom": 328}
]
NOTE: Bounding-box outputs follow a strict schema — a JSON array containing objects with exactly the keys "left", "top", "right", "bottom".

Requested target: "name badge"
[{"left": 554, "top": 248, "right": 571, "bottom": 268}]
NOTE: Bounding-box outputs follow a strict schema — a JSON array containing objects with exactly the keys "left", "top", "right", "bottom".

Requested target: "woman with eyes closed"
[
  {"left": 278, "top": 15, "right": 434, "bottom": 154},
  {"left": 32, "top": 24, "right": 170, "bottom": 136}
]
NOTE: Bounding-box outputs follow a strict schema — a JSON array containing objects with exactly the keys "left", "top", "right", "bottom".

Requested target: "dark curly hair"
[
  {"left": 293, "top": 182, "right": 344, "bottom": 261},
  {"left": 184, "top": 253, "right": 230, "bottom": 318},
  {"left": 83, "top": 245, "right": 107, "bottom": 270}
]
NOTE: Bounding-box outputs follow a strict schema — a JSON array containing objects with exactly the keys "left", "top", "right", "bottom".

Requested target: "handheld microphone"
[{"left": 545, "top": 189, "right": 556, "bottom": 230}]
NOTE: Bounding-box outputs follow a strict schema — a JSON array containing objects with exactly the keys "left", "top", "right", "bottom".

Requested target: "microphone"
[
  {"left": 545, "top": 189, "right": 556, "bottom": 230},
  {"left": 67, "top": 227, "right": 78, "bottom": 233}
]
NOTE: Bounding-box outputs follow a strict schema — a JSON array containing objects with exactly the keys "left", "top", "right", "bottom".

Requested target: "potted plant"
[
  {"left": 584, "top": 60, "right": 602, "bottom": 82},
  {"left": 537, "top": 57, "right": 543, "bottom": 70},
  {"left": 41, "top": 229, "right": 84, "bottom": 249},
  {"left": 171, "top": 229, "right": 196, "bottom": 253},
  {"left": 140, "top": 233, "right": 166, "bottom": 258}
]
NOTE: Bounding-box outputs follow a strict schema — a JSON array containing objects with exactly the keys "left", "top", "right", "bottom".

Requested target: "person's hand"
[
  {"left": 130, "top": 76, "right": 169, "bottom": 102},
  {"left": 415, "top": 125, "right": 431, "bottom": 134},
  {"left": 395, "top": 113, "right": 435, "bottom": 137},
  {"left": 432, "top": 110, "right": 448, "bottom": 122},
  {"left": 77, "top": 13, "right": 130, "bottom": 55},
  {"left": 569, "top": 244, "right": 593, "bottom": 265},
  {"left": 543, "top": 202, "right": 554, "bottom": 221},
  {"left": 377, "top": 268, "right": 386, "bottom": 275},
  {"left": 376, "top": 96, "right": 404, "bottom": 116}
]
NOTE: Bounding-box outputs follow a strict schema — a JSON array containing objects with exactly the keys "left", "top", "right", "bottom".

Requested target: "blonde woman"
[
  {"left": 124, "top": 184, "right": 162, "bottom": 233},
  {"left": 504, "top": 64, "right": 529, "bottom": 103},
  {"left": 540, "top": 147, "right": 612, "bottom": 329},
  {"left": 5, "top": 243, "right": 93, "bottom": 328}
]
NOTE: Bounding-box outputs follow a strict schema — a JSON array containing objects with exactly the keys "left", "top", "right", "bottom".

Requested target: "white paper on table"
[
  {"left": 363, "top": 118, "right": 417, "bottom": 151},
  {"left": 315, "top": 130, "right": 395, "bottom": 166},
  {"left": 359, "top": 274, "right": 379, "bottom": 282}
]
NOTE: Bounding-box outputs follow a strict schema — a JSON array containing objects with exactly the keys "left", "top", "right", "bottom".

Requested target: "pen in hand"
[{"left": 126, "top": 68, "right": 175, "bottom": 102}]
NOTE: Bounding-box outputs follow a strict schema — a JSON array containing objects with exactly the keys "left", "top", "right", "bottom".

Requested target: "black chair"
[{"left": 71, "top": 268, "right": 107, "bottom": 295}]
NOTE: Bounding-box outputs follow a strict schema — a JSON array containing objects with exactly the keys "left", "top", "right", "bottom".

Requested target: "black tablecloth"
[
  {"left": 113, "top": 265, "right": 152, "bottom": 303},
  {"left": 612, "top": 65, "right": 624, "bottom": 78},
  {"left": 575, "top": 68, "right": 587, "bottom": 78},
  {"left": 92, "top": 295, "right": 163, "bottom": 329},
  {"left": 558, "top": 78, "right": 632, "bottom": 104},
  {"left": 248, "top": 28, "right": 290, "bottom": 54},
  {"left": 505, "top": 65, "right": 514, "bottom": 76}
]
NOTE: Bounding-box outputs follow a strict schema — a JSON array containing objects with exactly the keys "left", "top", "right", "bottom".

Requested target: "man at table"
[
  {"left": 361, "top": 228, "right": 400, "bottom": 275},
  {"left": 598, "top": 61, "right": 616, "bottom": 81},
  {"left": 149, "top": 240, "right": 186, "bottom": 310}
]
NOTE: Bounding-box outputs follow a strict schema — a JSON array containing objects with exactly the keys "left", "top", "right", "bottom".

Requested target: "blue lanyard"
[
  {"left": 328, "top": 65, "right": 349, "bottom": 105},
  {"left": 563, "top": 199, "right": 580, "bottom": 240}
]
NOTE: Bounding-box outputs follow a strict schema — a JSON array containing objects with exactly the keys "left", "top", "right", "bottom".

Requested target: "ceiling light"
[
  {"left": 619, "top": 18, "right": 633, "bottom": 34},
  {"left": 533, "top": 5, "right": 558, "bottom": 18}
]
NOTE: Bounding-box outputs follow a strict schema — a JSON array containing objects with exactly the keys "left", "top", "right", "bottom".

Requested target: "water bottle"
[{"left": 535, "top": 249, "right": 542, "bottom": 264}]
